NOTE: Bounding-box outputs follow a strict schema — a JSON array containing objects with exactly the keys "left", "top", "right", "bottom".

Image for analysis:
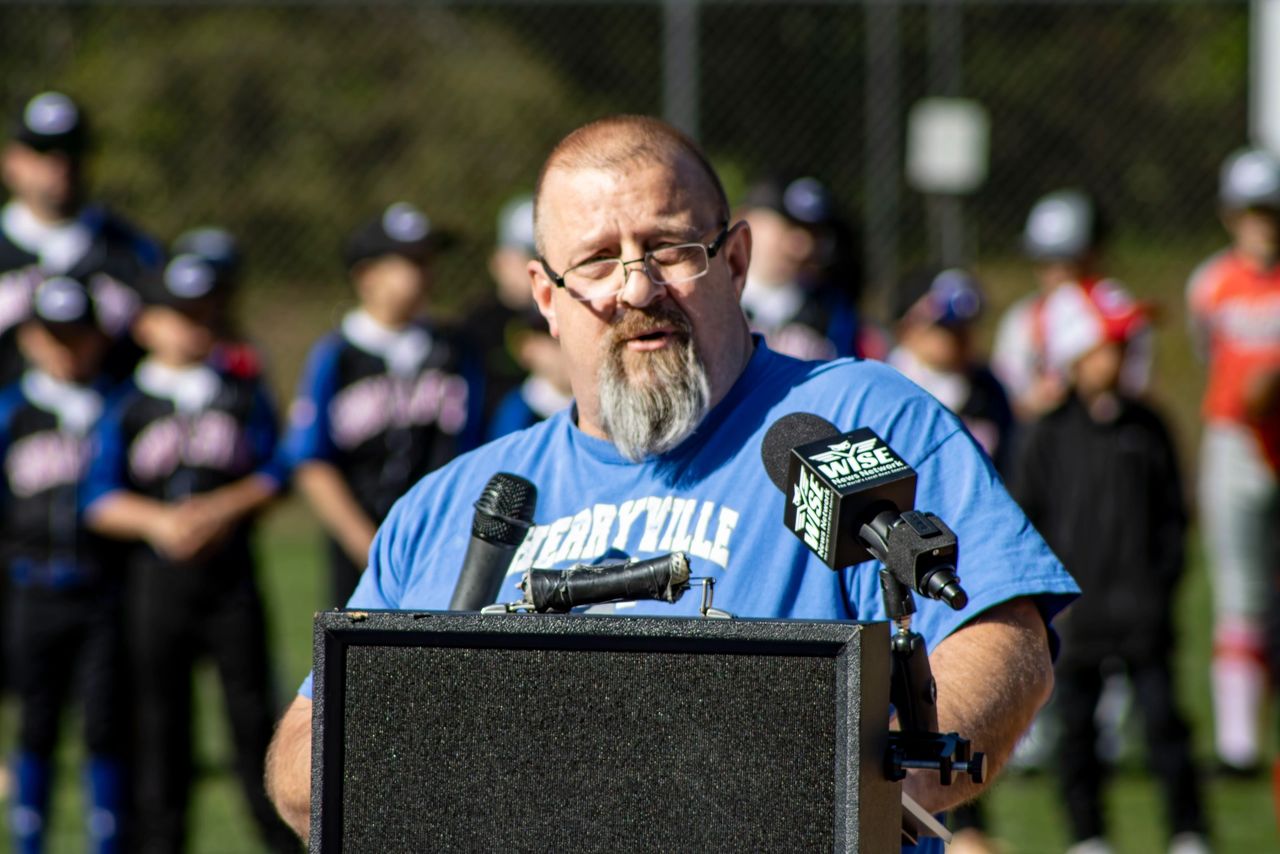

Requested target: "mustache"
[{"left": 606, "top": 303, "right": 693, "bottom": 349}]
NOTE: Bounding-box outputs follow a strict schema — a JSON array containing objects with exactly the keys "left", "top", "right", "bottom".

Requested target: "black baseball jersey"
[
  {"left": 0, "top": 372, "right": 117, "bottom": 588},
  {"left": 0, "top": 202, "right": 160, "bottom": 384},
  {"left": 281, "top": 310, "right": 485, "bottom": 523},
  {"left": 83, "top": 360, "right": 283, "bottom": 570}
]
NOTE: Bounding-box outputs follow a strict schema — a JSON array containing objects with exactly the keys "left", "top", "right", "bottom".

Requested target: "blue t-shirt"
[{"left": 306, "top": 341, "right": 1078, "bottom": 852}]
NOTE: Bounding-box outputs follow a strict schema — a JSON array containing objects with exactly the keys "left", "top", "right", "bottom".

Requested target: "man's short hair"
[{"left": 532, "top": 115, "right": 730, "bottom": 255}]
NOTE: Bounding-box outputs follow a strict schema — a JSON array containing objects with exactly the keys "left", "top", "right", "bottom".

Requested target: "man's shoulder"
[
  {"left": 393, "top": 411, "right": 568, "bottom": 507},
  {"left": 757, "top": 346, "right": 911, "bottom": 393},
  {"left": 745, "top": 348, "right": 963, "bottom": 463}
]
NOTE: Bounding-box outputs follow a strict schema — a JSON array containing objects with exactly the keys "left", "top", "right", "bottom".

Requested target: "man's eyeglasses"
[{"left": 540, "top": 223, "right": 733, "bottom": 302}]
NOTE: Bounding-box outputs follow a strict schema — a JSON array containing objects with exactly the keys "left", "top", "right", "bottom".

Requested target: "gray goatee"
[{"left": 598, "top": 306, "right": 710, "bottom": 462}]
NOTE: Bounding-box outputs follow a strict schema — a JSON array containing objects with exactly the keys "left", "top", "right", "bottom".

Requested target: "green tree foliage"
[{"left": 1, "top": 5, "right": 603, "bottom": 304}]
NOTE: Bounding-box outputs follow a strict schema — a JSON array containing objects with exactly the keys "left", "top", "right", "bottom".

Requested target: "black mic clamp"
[{"left": 860, "top": 510, "right": 967, "bottom": 611}]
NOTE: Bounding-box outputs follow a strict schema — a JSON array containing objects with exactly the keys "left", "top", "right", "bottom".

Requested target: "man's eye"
[
  {"left": 570, "top": 259, "right": 619, "bottom": 280},
  {"left": 649, "top": 244, "right": 700, "bottom": 265}
]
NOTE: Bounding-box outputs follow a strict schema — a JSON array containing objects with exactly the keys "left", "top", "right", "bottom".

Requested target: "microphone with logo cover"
[
  {"left": 449, "top": 472, "right": 538, "bottom": 611},
  {"left": 762, "top": 412, "right": 988, "bottom": 825},
  {"left": 760, "top": 412, "right": 967, "bottom": 610}
]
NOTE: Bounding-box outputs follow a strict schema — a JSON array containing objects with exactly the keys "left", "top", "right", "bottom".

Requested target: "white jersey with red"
[
  {"left": 991, "top": 276, "right": 1153, "bottom": 406},
  {"left": 1187, "top": 248, "right": 1280, "bottom": 469}
]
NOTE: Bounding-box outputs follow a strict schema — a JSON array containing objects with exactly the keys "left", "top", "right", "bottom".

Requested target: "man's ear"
[
  {"left": 528, "top": 258, "right": 559, "bottom": 339},
  {"left": 725, "top": 220, "right": 752, "bottom": 300}
]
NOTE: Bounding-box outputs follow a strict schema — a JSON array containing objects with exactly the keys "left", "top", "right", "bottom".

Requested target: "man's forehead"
[{"left": 540, "top": 159, "right": 719, "bottom": 233}]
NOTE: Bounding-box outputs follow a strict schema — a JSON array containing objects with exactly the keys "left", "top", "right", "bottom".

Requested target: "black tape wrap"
[{"left": 523, "top": 553, "right": 692, "bottom": 613}]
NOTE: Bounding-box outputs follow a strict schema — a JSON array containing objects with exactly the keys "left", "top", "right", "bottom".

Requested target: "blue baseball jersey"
[
  {"left": 305, "top": 341, "right": 1078, "bottom": 854},
  {"left": 279, "top": 313, "right": 485, "bottom": 524}
]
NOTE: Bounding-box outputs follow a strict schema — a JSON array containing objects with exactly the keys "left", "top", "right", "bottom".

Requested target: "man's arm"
[
  {"left": 266, "top": 694, "right": 314, "bottom": 840},
  {"left": 294, "top": 461, "right": 377, "bottom": 568},
  {"left": 903, "top": 596, "right": 1053, "bottom": 813}
]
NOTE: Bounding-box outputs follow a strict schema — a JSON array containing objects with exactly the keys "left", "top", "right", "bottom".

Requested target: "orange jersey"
[{"left": 1187, "top": 249, "right": 1280, "bottom": 462}]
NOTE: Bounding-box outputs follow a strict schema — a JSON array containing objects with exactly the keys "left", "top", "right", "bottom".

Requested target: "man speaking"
[{"left": 266, "top": 116, "right": 1078, "bottom": 850}]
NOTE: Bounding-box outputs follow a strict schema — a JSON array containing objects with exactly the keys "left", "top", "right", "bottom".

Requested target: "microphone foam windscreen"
[
  {"left": 761, "top": 412, "right": 839, "bottom": 491},
  {"left": 472, "top": 472, "right": 537, "bottom": 545}
]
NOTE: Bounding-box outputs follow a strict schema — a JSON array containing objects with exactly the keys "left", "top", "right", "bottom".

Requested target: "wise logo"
[
  {"left": 804, "top": 435, "right": 907, "bottom": 490},
  {"left": 791, "top": 466, "right": 833, "bottom": 557}
]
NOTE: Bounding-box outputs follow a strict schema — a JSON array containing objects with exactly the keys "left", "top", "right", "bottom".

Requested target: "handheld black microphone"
[
  {"left": 449, "top": 473, "right": 537, "bottom": 611},
  {"left": 760, "top": 413, "right": 967, "bottom": 610},
  {"left": 520, "top": 553, "right": 691, "bottom": 613}
]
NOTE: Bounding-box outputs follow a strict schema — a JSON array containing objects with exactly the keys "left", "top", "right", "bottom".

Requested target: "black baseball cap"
[
  {"left": 344, "top": 202, "right": 456, "bottom": 270},
  {"left": 742, "top": 176, "right": 837, "bottom": 227},
  {"left": 31, "top": 275, "right": 100, "bottom": 333},
  {"left": 172, "top": 226, "right": 240, "bottom": 289},
  {"left": 892, "top": 267, "right": 985, "bottom": 327},
  {"left": 140, "top": 253, "right": 229, "bottom": 312},
  {"left": 12, "top": 91, "right": 87, "bottom": 156}
]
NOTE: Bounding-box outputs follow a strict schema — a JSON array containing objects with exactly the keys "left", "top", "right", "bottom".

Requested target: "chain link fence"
[{"left": 0, "top": 0, "right": 1254, "bottom": 428}]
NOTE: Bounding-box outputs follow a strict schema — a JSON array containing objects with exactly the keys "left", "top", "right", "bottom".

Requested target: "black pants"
[
  {"left": 1055, "top": 655, "right": 1205, "bottom": 842},
  {"left": 127, "top": 556, "right": 298, "bottom": 854},
  {"left": 6, "top": 582, "right": 127, "bottom": 757}
]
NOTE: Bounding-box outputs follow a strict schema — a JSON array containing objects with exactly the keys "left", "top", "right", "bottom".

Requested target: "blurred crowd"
[{"left": 0, "top": 89, "right": 1277, "bottom": 854}]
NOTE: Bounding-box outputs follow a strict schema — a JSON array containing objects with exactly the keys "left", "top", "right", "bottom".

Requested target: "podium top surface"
[{"left": 313, "top": 607, "right": 886, "bottom": 647}]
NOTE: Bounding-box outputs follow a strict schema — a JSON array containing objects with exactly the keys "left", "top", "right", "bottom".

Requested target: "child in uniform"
[
  {"left": 1015, "top": 284, "right": 1208, "bottom": 854},
  {"left": 2, "top": 275, "right": 124, "bottom": 853},
  {"left": 83, "top": 253, "right": 297, "bottom": 853},
  {"left": 281, "top": 202, "right": 484, "bottom": 605}
]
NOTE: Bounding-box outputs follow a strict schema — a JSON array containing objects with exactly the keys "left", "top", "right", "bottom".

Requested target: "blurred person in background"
[
  {"left": 1, "top": 276, "right": 125, "bottom": 854},
  {"left": 1186, "top": 147, "right": 1280, "bottom": 779},
  {"left": 82, "top": 254, "right": 297, "bottom": 854},
  {"left": 280, "top": 203, "right": 484, "bottom": 607},
  {"left": 888, "top": 267, "right": 1014, "bottom": 472},
  {"left": 0, "top": 91, "right": 159, "bottom": 386},
  {"left": 992, "top": 189, "right": 1153, "bottom": 420},
  {"left": 169, "top": 226, "right": 263, "bottom": 379},
  {"left": 467, "top": 193, "right": 541, "bottom": 422},
  {"left": 887, "top": 267, "right": 1012, "bottom": 854},
  {"left": 1014, "top": 283, "right": 1208, "bottom": 854},
  {"left": 484, "top": 309, "right": 571, "bottom": 440},
  {"left": 737, "top": 176, "right": 881, "bottom": 361}
]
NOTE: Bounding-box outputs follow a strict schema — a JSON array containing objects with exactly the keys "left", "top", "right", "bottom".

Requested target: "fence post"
[
  {"left": 1254, "top": 0, "right": 1280, "bottom": 154},
  {"left": 664, "top": 0, "right": 700, "bottom": 140},
  {"left": 864, "top": 0, "right": 902, "bottom": 297}
]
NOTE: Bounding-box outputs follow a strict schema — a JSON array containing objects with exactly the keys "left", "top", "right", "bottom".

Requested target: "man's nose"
[{"left": 617, "top": 260, "right": 665, "bottom": 308}]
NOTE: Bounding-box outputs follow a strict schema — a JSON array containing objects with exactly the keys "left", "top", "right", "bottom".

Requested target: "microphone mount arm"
[
  {"left": 860, "top": 512, "right": 988, "bottom": 845},
  {"left": 858, "top": 508, "right": 986, "bottom": 838}
]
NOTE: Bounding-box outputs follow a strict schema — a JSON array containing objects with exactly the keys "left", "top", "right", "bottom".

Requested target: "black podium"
[{"left": 311, "top": 610, "right": 899, "bottom": 852}]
